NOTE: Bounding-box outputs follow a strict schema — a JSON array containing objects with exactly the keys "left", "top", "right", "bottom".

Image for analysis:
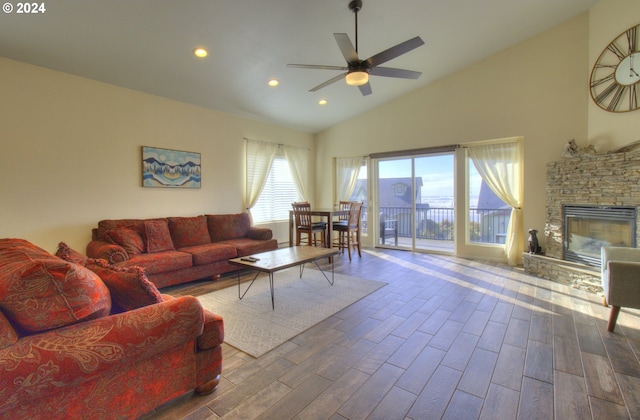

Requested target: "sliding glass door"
[{"left": 376, "top": 153, "right": 455, "bottom": 253}]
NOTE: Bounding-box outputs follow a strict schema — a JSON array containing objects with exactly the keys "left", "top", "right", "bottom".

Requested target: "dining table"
[{"left": 288, "top": 208, "right": 349, "bottom": 248}]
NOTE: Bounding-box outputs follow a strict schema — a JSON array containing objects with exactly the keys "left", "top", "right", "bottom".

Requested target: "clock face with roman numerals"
[{"left": 590, "top": 23, "right": 640, "bottom": 112}]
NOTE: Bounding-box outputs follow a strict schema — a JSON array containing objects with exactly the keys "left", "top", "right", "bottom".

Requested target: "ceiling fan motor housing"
[{"left": 349, "top": 0, "right": 362, "bottom": 13}]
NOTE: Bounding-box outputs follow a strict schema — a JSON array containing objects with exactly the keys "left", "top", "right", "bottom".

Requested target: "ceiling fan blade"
[
  {"left": 365, "top": 36, "right": 425, "bottom": 68},
  {"left": 369, "top": 67, "right": 422, "bottom": 79},
  {"left": 334, "top": 33, "right": 359, "bottom": 64},
  {"left": 309, "top": 72, "right": 348, "bottom": 92},
  {"left": 287, "top": 64, "right": 349, "bottom": 71},
  {"left": 358, "top": 82, "right": 372, "bottom": 96}
]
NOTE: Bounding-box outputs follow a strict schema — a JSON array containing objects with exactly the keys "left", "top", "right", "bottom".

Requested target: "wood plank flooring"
[{"left": 146, "top": 248, "right": 640, "bottom": 419}]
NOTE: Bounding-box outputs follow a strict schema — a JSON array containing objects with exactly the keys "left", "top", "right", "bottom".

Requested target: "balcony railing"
[{"left": 377, "top": 206, "right": 510, "bottom": 244}]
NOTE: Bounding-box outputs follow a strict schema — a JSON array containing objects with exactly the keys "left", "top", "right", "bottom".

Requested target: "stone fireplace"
[{"left": 523, "top": 149, "right": 640, "bottom": 294}]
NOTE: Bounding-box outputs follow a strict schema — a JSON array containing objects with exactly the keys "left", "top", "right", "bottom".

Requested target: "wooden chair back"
[
  {"left": 292, "top": 202, "right": 313, "bottom": 228},
  {"left": 347, "top": 202, "right": 362, "bottom": 228},
  {"left": 338, "top": 201, "right": 351, "bottom": 221}
]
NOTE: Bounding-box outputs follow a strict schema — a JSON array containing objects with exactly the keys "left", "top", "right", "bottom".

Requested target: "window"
[
  {"left": 468, "top": 158, "right": 511, "bottom": 244},
  {"left": 464, "top": 137, "right": 523, "bottom": 265},
  {"left": 251, "top": 155, "right": 302, "bottom": 223},
  {"left": 394, "top": 184, "right": 404, "bottom": 196},
  {"left": 336, "top": 157, "right": 368, "bottom": 236}
]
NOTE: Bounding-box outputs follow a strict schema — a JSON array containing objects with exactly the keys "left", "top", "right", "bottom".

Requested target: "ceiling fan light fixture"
[{"left": 345, "top": 70, "right": 368, "bottom": 86}]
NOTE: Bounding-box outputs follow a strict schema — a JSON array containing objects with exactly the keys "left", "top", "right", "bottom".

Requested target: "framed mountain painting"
[{"left": 142, "top": 146, "right": 201, "bottom": 188}]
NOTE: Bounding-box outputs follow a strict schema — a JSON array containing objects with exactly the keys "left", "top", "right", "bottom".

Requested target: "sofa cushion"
[
  {"left": 105, "top": 227, "right": 146, "bottom": 257},
  {"left": 247, "top": 226, "right": 274, "bottom": 241},
  {"left": 85, "top": 258, "right": 163, "bottom": 313},
  {"left": 122, "top": 250, "right": 193, "bottom": 275},
  {"left": 56, "top": 241, "right": 88, "bottom": 265},
  {"left": 0, "top": 255, "right": 111, "bottom": 335},
  {"left": 0, "top": 310, "right": 18, "bottom": 349},
  {"left": 145, "top": 220, "right": 174, "bottom": 253},
  {"left": 168, "top": 216, "right": 211, "bottom": 249},
  {"left": 220, "top": 238, "right": 278, "bottom": 257},
  {"left": 207, "top": 213, "right": 250, "bottom": 242},
  {"left": 179, "top": 243, "right": 237, "bottom": 266}
]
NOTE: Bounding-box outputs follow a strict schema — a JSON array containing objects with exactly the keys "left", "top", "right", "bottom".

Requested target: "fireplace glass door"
[{"left": 564, "top": 205, "right": 636, "bottom": 266}]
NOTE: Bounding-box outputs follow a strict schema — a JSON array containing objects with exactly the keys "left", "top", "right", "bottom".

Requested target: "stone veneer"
[
  {"left": 523, "top": 254, "right": 601, "bottom": 294},
  {"left": 523, "top": 149, "right": 640, "bottom": 294}
]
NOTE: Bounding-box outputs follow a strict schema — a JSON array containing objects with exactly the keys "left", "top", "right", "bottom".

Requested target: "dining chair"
[
  {"left": 334, "top": 201, "right": 362, "bottom": 261},
  {"left": 291, "top": 202, "right": 327, "bottom": 247},
  {"left": 601, "top": 246, "right": 640, "bottom": 332},
  {"left": 335, "top": 201, "right": 351, "bottom": 225},
  {"left": 380, "top": 212, "right": 398, "bottom": 246},
  {"left": 332, "top": 201, "right": 352, "bottom": 247}
]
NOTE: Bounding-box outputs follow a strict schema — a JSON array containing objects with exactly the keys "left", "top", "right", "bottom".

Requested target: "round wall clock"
[{"left": 590, "top": 22, "right": 640, "bottom": 112}]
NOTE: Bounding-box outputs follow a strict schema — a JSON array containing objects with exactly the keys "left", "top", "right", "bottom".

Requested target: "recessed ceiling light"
[
  {"left": 268, "top": 79, "right": 279, "bottom": 87},
  {"left": 193, "top": 48, "right": 208, "bottom": 58},
  {"left": 318, "top": 99, "right": 328, "bottom": 105}
]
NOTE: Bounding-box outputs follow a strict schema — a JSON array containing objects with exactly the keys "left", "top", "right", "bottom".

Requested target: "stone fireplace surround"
[{"left": 523, "top": 149, "right": 640, "bottom": 294}]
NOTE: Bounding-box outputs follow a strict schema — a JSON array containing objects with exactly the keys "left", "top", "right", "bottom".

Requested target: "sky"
[{"left": 376, "top": 154, "right": 483, "bottom": 198}]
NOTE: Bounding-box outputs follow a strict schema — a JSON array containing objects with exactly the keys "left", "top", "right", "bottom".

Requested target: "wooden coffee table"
[{"left": 228, "top": 246, "right": 340, "bottom": 309}]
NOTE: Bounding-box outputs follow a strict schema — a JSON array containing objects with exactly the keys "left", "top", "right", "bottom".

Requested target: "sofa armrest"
[
  {"left": 197, "top": 308, "right": 224, "bottom": 350},
  {"left": 0, "top": 296, "right": 204, "bottom": 409},
  {"left": 86, "top": 240, "right": 129, "bottom": 263},
  {"left": 605, "top": 260, "right": 640, "bottom": 307},
  {"left": 247, "top": 226, "right": 273, "bottom": 241}
]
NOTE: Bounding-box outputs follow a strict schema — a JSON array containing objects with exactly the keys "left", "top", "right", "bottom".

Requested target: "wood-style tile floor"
[{"left": 147, "top": 248, "right": 640, "bottom": 419}]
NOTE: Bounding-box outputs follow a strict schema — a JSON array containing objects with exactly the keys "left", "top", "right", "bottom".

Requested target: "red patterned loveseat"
[
  {"left": 0, "top": 238, "right": 224, "bottom": 419},
  {"left": 86, "top": 213, "right": 278, "bottom": 288}
]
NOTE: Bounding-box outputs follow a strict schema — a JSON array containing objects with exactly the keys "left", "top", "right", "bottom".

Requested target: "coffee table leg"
[
  {"left": 238, "top": 270, "right": 261, "bottom": 300},
  {"left": 269, "top": 272, "right": 275, "bottom": 310},
  {"left": 312, "top": 258, "right": 335, "bottom": 285}
]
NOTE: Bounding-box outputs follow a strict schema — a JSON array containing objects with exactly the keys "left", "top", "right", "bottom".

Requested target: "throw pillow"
[
  {"left": 105, "top": 227, "right": 146, "bottom": 256},
  {"left": 144, "top": 220, "right": 174, "bottom": 253},
  {"left": 0, "top": 258, "right": 111, "bottom": 335},
  {"left": 84, "top": 258, "right": 163, "bottom": 313},
  {"left": 55, "top": 241, "right": 88, "bottom": 265},
  {"left": 168, "top": 215, "right": 211, "bottom": 248}
]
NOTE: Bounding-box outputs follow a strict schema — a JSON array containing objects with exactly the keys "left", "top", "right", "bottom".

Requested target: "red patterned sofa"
[
  {"left": 86, "top": 213, "right": 278, "bottom": 288},
  {"left": 0, "top": 238, "right": 224, "bottom": 419}
]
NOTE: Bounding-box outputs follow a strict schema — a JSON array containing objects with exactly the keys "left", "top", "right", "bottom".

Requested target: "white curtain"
[
  {"left": 467, "top": 139, "right": 524, "bottom": 266},
  {"left": 335, "top": 157, "right": 363, "bottom": 204},
  {"left": 245, "top": 139, "right": 278, "bottom": 214},
  {"left": 282, "top": 145, "right": 309, "bottom": 202}
]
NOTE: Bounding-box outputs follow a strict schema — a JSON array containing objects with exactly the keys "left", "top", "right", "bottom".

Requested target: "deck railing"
[{"left": 377, "top": 206, "right": 510, "bottom": 244}]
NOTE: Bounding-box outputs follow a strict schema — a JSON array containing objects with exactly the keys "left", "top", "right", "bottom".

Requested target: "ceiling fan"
[{"left": 287, "top": 0, "right": 424, "bottom": 96}]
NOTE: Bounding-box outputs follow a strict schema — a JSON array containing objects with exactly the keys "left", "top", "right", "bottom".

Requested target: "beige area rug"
[{"left": 197, "top": 268, "right": 386, "bottom": 358}]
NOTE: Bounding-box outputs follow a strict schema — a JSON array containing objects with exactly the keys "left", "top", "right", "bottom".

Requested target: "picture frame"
[{"left": 142, "top": 146, "right": 201, "bottom": 188}]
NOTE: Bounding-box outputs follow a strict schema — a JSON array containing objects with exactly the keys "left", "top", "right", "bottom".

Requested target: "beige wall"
[
  {"left": 315, "top": 13, "right": 591, "bottom": 259},
  {"left": 0, "top": 58, "right": 313, "bottom": 252},
  {"left": 588, "top": 0, "right": 640, "bottom": 149}
]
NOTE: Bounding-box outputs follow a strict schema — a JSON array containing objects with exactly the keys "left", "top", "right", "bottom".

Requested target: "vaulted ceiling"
[{"left": 0, "top": 0, "right": 598, "bottom": 133}]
